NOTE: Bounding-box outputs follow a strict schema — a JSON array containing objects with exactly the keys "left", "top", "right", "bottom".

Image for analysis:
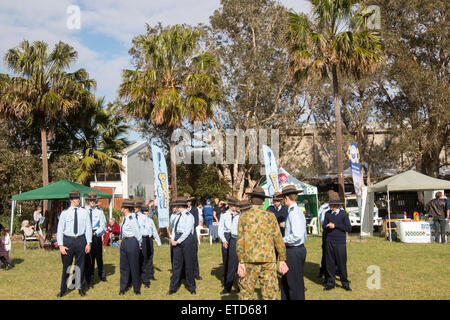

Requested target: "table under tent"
[{"left": 364, "top": 170, "right": 450, "bottom": 240}]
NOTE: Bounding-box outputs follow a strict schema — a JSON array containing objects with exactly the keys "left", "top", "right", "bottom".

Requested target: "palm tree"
[
  {"left": 73, "top": 98, "right": 129, "bottom": 184},
  {"left": 119, "top": 24, "right": 220, "bottom": 198},
  {"left": 0, "top": 40, "right": 95, "bottom": 190},
  {"left": 286, "top": 0, "right": 383, "bottom": 199}
]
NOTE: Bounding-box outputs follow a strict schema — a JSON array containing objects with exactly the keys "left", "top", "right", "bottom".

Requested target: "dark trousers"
[
  {"left": 433, "top": 217, "right": 447, "bottom": 243},
  {"left": 60, "top": 236, "right": 86, "bottom": 292},
  {"left": 221, "top": 232, "right": 231, "bottom": 285},
  {"left": 325, "top": 241, "right": 349, "bottom": 287},
  {"left": 193, "top": 231, "right": 200, "bottom": 277},
  {"left": 281, "top": 245, "right": 307, "bottom": 300},
  {"left": 169, "top": 233, "right": 196, "bottom": 292},
  {"left": 320, "top": 234, "right": 326, "bottom": 275},
  {"left": 85, "top": 234, "right": 105, "bottom": 285},
  {"left": 120, "top": 237, "right": 141, "bottom": 293},
  {"left": 224, "top": 237, "right": 239, "bottom": 292},
  {"left": 141, "top": 236, "right": 154, "bottom": 284}
]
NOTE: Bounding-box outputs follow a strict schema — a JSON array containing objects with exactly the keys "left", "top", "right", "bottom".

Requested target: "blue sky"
[{"left": 1, "top": 0, "right": 310, "bottom": 142}]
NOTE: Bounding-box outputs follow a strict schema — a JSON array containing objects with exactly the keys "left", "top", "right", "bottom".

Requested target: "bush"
[{"left": 0, "top": 214, "right": 21, "bottom": 235}]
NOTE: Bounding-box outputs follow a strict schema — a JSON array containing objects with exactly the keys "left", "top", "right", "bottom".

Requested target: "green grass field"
[{"left": 1, "top": 235, "right": 449, "bottom": 300}]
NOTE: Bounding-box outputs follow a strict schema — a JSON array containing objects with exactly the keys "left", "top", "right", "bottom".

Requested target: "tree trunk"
[
  {"left": 40, "top": 127, "right": 49, "bottom": 211},
  {"left": 169, "top": 134, "right": 177, "bottom": 199},
  {"left": 332, "top": 65, "right": 345, "bottom": 200}
]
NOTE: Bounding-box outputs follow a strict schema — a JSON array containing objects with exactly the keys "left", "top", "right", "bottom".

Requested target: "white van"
[{"left": 345, "top": 195, "right": 383, "bottom": 231}]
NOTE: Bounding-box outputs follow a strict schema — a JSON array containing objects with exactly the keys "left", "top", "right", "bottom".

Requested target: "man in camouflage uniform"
[{"left": 237, "top": 186, "right": 289, "bottom": 300}]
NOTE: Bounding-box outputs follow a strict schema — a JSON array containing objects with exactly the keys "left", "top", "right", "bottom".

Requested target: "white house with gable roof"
[{"left": 89, "top": 141, "right": 155, "bottom": 207}]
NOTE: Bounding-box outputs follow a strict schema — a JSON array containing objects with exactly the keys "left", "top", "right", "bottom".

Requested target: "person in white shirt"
[{"left": 33, "top": 206, "right": 43, "bottom": 232}]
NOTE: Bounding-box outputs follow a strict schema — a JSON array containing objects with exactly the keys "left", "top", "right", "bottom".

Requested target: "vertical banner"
[
  {"left": 262, "top": 145, "right": 279, "bottom": 198},
  {"left": 151, "top": 143, "right": 170, "bottom": 228},
  {"left": 347, "top": 142, "right": 364, "bottom": 195},
  {"left": 347, "top": 142, "right": 369, "bottom": 236}
]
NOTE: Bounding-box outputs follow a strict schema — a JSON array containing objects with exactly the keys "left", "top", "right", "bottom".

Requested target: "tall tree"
[
  {"left": 0, "top": 40, "right": 95, "bottom": 191},
  {"left": 286, "top": 0, "right": 383, "bottom": 199},
  {"left": 205, "top": 0, "right": 312, "bottom": 198},
  {"left": 367, "top": 0, "right": 449, "bottom": 177},
  {"left": 71, "top": 98, "right": 129, "bottom": 184},
  {"left": 119, "top": 24, "right": 220, "bottom": 198}
]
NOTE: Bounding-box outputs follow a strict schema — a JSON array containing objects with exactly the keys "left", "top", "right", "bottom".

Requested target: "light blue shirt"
[
  {"left": 148, "top": 217, "right": 161, "bottom": 246},
  {"left": 57, "top": 206, "right": 92, "bottom": 246},
  {"left": 121, "top": 213, "right": 142, "bottom": 246},
  {"left": 170, "top": 210, "right": 194, "bottom": 244},
  {"left": 283, "top": 203, "right": 307, "bottom": 246},
  {"left": 136, "top": 211, "right": 150, "bottom": 236},
  {"left": 318, "top": 203, "right": 330, "bottom": 226},
  {"left": 218, "top": 210, "right": 232, "bottom": 243},
  {"left": 230, "top": 211, "right": 240, "bottom": 237},
  {"left": 85, "top": 206, "right": 107, "bottom": 237}
]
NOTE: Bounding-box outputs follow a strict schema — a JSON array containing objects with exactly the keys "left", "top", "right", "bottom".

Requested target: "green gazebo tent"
[{"left": 10, "top": 179, "right": 113, "bottom": 234}]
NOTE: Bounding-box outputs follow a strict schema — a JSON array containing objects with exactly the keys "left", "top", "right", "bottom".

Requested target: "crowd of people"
[
  {"left": 49, "top": 185, "right": 356, "bottom": 299},
  {"left": 0, "top": 186, "right": 358, "bottom": 300}
]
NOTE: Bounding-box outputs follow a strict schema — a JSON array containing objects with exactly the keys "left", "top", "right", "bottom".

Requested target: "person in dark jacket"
[
  {"left": 425, "top": 192, "right": 448, "bottom": 243},
  {"left": 323, "top": 191, "right": 352, "bottom": 292},
  {"left": 267, "top": 192, "right": 289, "bottom": 237}
]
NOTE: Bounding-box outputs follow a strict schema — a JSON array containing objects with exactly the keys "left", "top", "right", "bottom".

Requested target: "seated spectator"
[{"left": 104, "top": 218, "right": 120, "bottom": 247}]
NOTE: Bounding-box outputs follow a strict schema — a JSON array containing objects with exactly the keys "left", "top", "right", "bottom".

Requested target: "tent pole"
[
  {"left": 387, "top": 189, "right": 392, "bottom": 242},
  {"left": 10, "top": 200, "right": 16, "bottom": 235},
  {"left": 109, "top": 191, "right": 114, "bottom": 220}
]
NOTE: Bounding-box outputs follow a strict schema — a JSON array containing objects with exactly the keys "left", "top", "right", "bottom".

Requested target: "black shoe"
[
  {"left": 343, "top": 286, "right": 352, "bottom": 291},
  {"left": 78, "top": 289, "right": 86, "bottom": 296},
  {"left": 100, "top": 277, "right": 107, "bottom": 282},
  {"left": 195, "top": 276, "right": 202, "bottom": 280},
  {"left": 190, "top": 290, "right": 196, "bottom": 295},
  {"left": 88, "top": 283, "right": 94, "bottom": 289},
  {"left": 220, "top": 289, "right": 230, "bottom": 295},
  {"left": 119, "top": 291, "right": 125, "bottom": 295},
  {"left": 324, "top": 285, "right": 335, "bottom": 291},
  {"left": 167, "top": 290, "right": 176, "bottom": 295},
  {"left": 144, "top": 283, "right": 150, "bottom": 288},
  {"left": 135, "top": 291, "right": 141, "bottom": 295},
  {"left": 56, "top": 291, "right": 66, "bottom": 298}
]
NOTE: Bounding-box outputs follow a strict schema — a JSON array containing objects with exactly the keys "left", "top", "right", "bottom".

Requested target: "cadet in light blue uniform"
[
  {"left": 318, "top": 200, "right": 330, "bottom": 278},
  {"left": 143, "top": 204, "right": 161, "bottom": 282},
  {"left": 119, "top": 199, "right": 142, "bottom": 295},
  {"left": 186, "top": 194, "right": 202, "bottom": 280},
  {"left": 84, "top": 192, "right": 107, "bottom": 289},
  {"left": 222, "top": 200, "right": 244, "bottom": 294},
  {"left": 134, "top": 199, "right": 146, "bottom": 279},
  {"left": 136, "top": 199, "right": 161, "bottom": 287},
  {"left": 56, "top": 190, "right": 92, "bottom": 298},
  {"left": 218, "top": 197, "right": 239, "bottom": 289},
  {"left": 168, "top": 197, "right": 196, "bottom": 295},
  {"left": 280, "top": 185, "right": 307, "bottom": 300}
]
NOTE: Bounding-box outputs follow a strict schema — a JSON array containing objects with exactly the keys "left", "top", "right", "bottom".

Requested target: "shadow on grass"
[
  {"left": 10, "top": 258, "right": 24, "bottom": 266},
  {"left": 104, "top": 264, "right": 116, "bottom": 277},
  {"left": 210, "top": 264, "right": 224, "bottom": 283},
  {"left": 303, "top": 261, "right": 324, "bottom": 286}
]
